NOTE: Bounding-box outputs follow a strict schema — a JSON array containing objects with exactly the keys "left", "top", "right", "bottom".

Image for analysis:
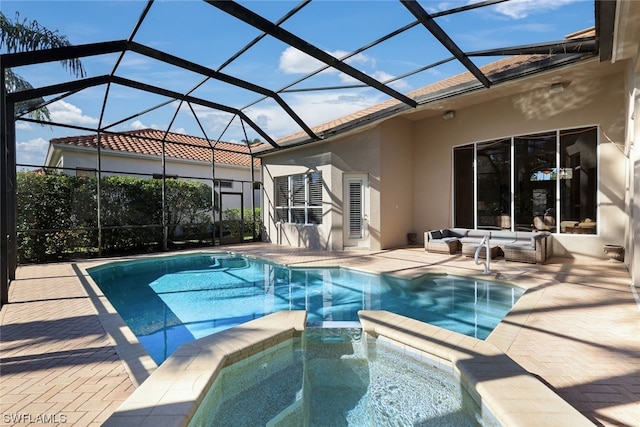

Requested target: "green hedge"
[
  {"left": 16, "top": 172, "right": 216, "bottom": 263},
  {"left": 17, "top": 172, "right": 97, "bottom": 262},
  {"left": 221, "top": 207, "right": 262, "bottom": 239}
]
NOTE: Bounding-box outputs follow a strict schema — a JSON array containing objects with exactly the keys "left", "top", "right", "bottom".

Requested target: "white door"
[{"left": 343, "top": 174, "right": 369, "bottom": 248}]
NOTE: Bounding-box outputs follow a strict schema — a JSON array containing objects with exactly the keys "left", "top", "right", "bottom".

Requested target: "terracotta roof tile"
[
  {"left": 274, "top": 54, "right": 549, "bottom": 145},
  {"left": 51, "top": 128, "right": 259, "bottom": 167}
]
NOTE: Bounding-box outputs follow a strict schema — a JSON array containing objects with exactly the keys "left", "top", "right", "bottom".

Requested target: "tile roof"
[
  {"left": 51, "top": 128, "right": 259, "bottom": 167},
  {"left": 270, "top": 29, "right": 597, "bottom": 149},
  {"left": 272, "top": 55, "right": 556, "bottom": 146},
  {"left": 51, "top": 30, "right": 597, "bottom": 161}
]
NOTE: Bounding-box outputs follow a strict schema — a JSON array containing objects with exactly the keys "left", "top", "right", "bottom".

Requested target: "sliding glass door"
[
  {"left": 453, "top": 146, "right": 473, "bottom": 229},
  {"left": 514, "top": 131, "right": 556, "bottom": 231},
  {"left": 560, "top": 128, "right": 597, "bottom": 230},
  {"left": 477, "top": 138, "right": 511, "bottom": 230},
  {"left": 453, "top": 127, "right": 597, "bottom": 234}
]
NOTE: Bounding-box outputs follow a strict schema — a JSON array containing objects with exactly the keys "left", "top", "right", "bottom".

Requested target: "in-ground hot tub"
[
  {"left": 104, "top": 311, "right": 593, "bottom": 427},
  {"left": 190, "top": 327, "right": 484, "bottom": 426}
]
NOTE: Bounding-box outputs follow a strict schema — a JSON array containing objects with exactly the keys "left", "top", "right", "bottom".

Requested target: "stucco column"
[{"left": 632, "top": 70, "right": 640, "bottom": 285}]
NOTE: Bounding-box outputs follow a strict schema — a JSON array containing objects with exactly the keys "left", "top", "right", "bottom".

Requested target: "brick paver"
[
  {"left": 502, "top": 264, "right": 640, "bottom": 427},
  {"left": 1, "top": 245, "right": 638, "bottom": 426},
  {"left": 0, "top": 263, "right": 135, "bottom": 426}
]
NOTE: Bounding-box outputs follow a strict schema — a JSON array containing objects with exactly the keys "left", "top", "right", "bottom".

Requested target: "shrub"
[
  {"left": 16, "top": 172, "right": 215, "bottom": 262},
  {"left": 221, "top": 207, "right": 261, "bottom": 240},
  {"left": 166, "top": 179, "right": 213, "bottom": 242},
  {"left": 17, "top": 172, "right": 97, "bottom": 262}
]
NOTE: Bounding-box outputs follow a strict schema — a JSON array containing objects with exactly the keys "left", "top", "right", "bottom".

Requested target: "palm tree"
[{"left": 1, "top": 11, "right": 86, "bottom": 120}]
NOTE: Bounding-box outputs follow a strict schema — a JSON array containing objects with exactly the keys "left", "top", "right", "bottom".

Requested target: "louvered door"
[{"left": 343, "top": 174, "right": 369, "bottom": 248}]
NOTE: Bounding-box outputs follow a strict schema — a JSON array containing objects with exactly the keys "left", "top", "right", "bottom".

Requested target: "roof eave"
[
  {"left": 254, "top": 52, "right": 597, "bottom": 157},
  {"left": 49, "top": 142, "right": 257, "bottom": 169}
]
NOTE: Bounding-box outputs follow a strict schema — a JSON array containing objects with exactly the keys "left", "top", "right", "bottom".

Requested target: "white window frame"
[{"left": 275, "top": 172, "right": 322, "bottom": 225}]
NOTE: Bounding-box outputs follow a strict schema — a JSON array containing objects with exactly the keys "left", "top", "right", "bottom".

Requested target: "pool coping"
[
  {"left": 358, "top": 310, "right": 595, "bottom": 427},
  {"left": 75, "top": 249, "right": 545, "bottom": 392},
  {"left": 102, "top": 308, "right": 594, "bottom": 427},
  {"left": 102, "top": 310, "right": 307, "bottom": 427},
  {"left": 79, "top": 249, "right": 594, "bottom": 426}
]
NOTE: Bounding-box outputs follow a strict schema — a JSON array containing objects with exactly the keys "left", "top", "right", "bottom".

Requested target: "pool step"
[{"left": 266, "top": 390, "right": 303, "bottom": 427}]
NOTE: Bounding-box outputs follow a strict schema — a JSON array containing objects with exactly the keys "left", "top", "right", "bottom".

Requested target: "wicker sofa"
[
  {"left": 501, "top": 231, "right": 550, "bottom": 263},
  {"left": 424, "top": 228, "right": 467, "bottom": 254},
  {"left": 425, "top": 228, "right": 550, "bottom": 263},
  {"left": 461, "top": 229, "right": 501, "bottom": 259}
]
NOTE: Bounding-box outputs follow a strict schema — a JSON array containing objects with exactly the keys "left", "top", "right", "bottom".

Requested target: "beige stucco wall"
[
  {"left": 626, "top": 59, "right": 640, "bottom": 281},
  {"left": 329, "top": 127, "right": 382, "bottom": 251},
  {"left": 380, "top": 118, "right": 414, "bottom": 249},
  {"left": 261, "top": 127, "right": 382, "bottom": 251},
  {"left": 413, "top": 65, "right": 627, "bottom": 259},
  {"left": 261, "top": 60, "right": 630, "bottom": 260},
  {"left": 261, "top": 142, "right": 336, "bottom": 250}
]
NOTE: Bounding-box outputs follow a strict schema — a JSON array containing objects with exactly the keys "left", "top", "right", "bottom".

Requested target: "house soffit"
[
  {"left": 402, "top": 56, "right": 626, "bottom": 123},
  {"left": 1, "top": 0, "right": 606, "bottom": 158}
]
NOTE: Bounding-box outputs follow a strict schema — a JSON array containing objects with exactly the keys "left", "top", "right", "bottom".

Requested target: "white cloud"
[
  {"left": 130, "top": 120, "right": 148, "bottom": 130},
  {"left": 16, "top": 137, "right": 49, "bottom": 166},
  {"left": 495, "top": 0, "right": 577, "bottom": 19},
  {"left": 196, "top": 89, "right": 381, "bottom": 143},
  {"left": 129, "top": 120, "right": 185, "bottom": 135},
  {"left": 279, "top": 47, "right": 408, "bottom": 94},
  {"left": 241, "top": 91, "right": 384, "bottom": 140},
  {"left": 279, "top": 47, "right": 326, "bottom": 74},
  {"left": 129, "top": 120, "right": 160, "bottom": 131},
  {"left": 340, "top": 51, "right": 375, "bottom": 68},
  {"left": 371, "top": 71, "right": 410, "bottom": 91},
  {"left": 197, "top": 111, "right": 245, "bottom": 140},
  {"left": 16, "top": 122, "right": 32, "bottom": 131},
  {"left": 49, "top": 100, "right": 99, "bottom": 126},
  {"left": 424, "top": 2, "right": 458, "bottom": 14},
  {"left": 279, "top": 47, "right": 375, "bottom": 75}
]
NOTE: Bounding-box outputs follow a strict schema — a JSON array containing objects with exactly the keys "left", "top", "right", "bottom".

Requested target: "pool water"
[
  {"left": 189, "top": 328, "right": 484, "bottom": 426},
  {"left": 88, "top": 253, "right": 523, "bottom": 364}
]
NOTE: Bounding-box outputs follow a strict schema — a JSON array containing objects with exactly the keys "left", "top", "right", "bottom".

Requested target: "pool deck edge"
[
  {"left": 2, "top": 244, "right": 638, "bottom": 426},
  {"left": 74, "top": 262, "right": 159, "bottom": 387},
  {"left": 358, "top": 310, "right": 595, "bottom": 427},
  {"left": 101, "top": 310, "right": 307, "bottom": 427}
]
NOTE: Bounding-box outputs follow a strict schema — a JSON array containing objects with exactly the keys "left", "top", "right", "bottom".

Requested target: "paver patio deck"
[{"left": 1, "top": 243, "right": 639, "bottom": 426}]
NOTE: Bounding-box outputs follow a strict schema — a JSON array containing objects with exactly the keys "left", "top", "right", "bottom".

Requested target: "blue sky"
[{"left": 1, "top": 0, "right": 594, "bottom": 168}]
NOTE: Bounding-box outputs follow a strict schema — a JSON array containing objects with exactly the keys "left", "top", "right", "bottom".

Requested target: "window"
[
  {"left": 215, "top": 179, "right": 233, "bottom": 189},
  {"left": 274, "top": 172, "right": 323, "bottom": 224},
  {"left": 514, "top": 132, "right": 556, "bottom": 229},
  {"left": 454, "top": 127, "right": 597, "bottom": 234},
  {"left": 477, "top": 138, "right": 511, "bottom": 229}
]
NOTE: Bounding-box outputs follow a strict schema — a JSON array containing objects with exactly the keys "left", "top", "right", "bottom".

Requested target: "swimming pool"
[{"left": 88, "top": 252, "right": 524, "bottom": 364}]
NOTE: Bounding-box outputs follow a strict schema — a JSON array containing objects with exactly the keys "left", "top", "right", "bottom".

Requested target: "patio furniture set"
[{"left": 425, "top": 228, "right": 551, "bottom": 264}]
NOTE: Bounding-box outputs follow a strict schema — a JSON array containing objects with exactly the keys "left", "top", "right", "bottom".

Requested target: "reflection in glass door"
[
  {"left": 477, "top": 139, "right": 511, "bottom": 230},
  {"left": 453, "top": 127, "right": 597, "bottom": 233},
  {"left": 514, "top": 132, "right": 556, "bottom": 231},
  {"left": 454, "top": 146, "right": 474, "bottom": 229}
]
